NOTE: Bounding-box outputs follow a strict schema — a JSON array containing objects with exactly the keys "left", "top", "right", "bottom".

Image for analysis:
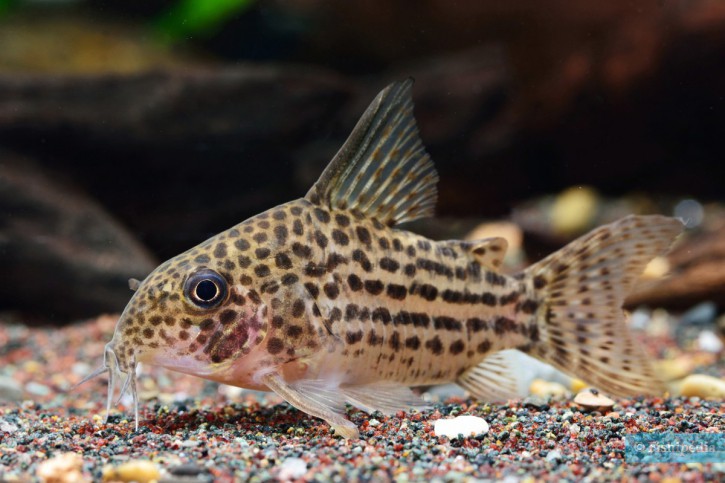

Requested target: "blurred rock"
[
  {"left": 102, "top": 460, "right": 160, "bottom": 483},
  {"left": 529, "top": 379, "right": 569, "bottom": 399},
  {"left": 0, "top": 154, "right": 157, "bottom": 319},
  {"left": 37, "top": 452, "right": 88, "bottom": 483},
  {"left": 678, "top": 374, "right": 725, "bottom": 399}
]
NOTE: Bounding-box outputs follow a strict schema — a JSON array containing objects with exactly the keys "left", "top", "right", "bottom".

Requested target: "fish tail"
[{"left": 522, "top": 215, "right": 683, "bottom": 397}]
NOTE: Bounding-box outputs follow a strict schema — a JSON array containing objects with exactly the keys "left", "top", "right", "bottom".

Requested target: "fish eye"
[{"left": 184, "top": 268, "right": 228, "bottom": 309}]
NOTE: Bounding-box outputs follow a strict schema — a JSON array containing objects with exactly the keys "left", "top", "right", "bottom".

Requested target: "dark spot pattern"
[
  {"left": 372, "top": 307, "right": 392, "bottom": 324},
  {"left": 267, "top": 337, "right": 284, "bottom": 355},
  {"left": 292, "top": 299, "right": 305, "bottom": 318},
  {"left": 405, "top": 336, "right": 420, "bottom": 350},
  {"left": 274, "top": 225, "right": 288, "bottom": 245},
  {"left": 292, "top": 242, "right": 312, "bottom": 259},
  {"left": 314, "top": 208, "right": 331, "bottom": 223},
  {"left": 356, "top": 226, "right": 372, "bottom": 245},
  {"left": 433, "top": 316, "right": 462, "bottom": 331},
  {"left": 275, "top": 253, "right": 293, "bottom": 269},
  {"left": 386, "top": 284, "right": 407, "bottom": 300},
  {"left": 347, "top": 274, "right": 363, "bottom": 291},
  {"left": 314, "top": 231, "right": 328, "bottom": 249},
  {"left": 379, "top": 257, "right": 399, "bottom": 273},
  {"left": 449, "top": 340, "right": 465, "bottom": 355},
  {"left": 364, "top": 280, "right": 384, "bottom": 295},
  {"left": 477, "top": 340, "right": 492, "bottom": 353},
  {"left": 485, "top": 271, "right": 507, "bottom": 286},
  {"left": 323, "top": 283, "right": 340, "bottom": 299},
  {"left": 520, "top": 299, "right": 540, "bottom": 314},
  {"left": 352, "top": 249, "right": 373, "bottom": 272},
  {"left": 332, "top": 229, "right": 349, "bottom": 246},
  {"left": 214, "top": 243, "right": 227, "bottom": 258},
  {"left": 346, "top": 330, "right": 363, "bottom": 344},
  {"left": 481, "top": 293, "right": 497, "bottom": 306},
  {"left": 425, "top": 336, "right": 443, "bottom": 355},
  {"left": 281, "top": 273, "right": 298, "bottom": 285}
]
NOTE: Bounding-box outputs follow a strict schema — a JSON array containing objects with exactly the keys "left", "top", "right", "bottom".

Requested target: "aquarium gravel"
[{"left": 0, "top": 315, "right": 723, "bottom": 482}]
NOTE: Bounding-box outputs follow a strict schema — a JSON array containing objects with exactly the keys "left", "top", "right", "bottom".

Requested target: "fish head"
[
  {"left": 111, "top": 246, "right": 269, "bottom": 376},
  {"left": 79, "top": 234, "right": 270, "bottom": 427}
]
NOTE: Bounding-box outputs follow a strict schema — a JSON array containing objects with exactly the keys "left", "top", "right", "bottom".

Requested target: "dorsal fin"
[
  {"left": 305, "top": 79, "right": 438, "bottom": 226},
  {"left": 469, "top": 238, "right": 508, "bottom": 271}
]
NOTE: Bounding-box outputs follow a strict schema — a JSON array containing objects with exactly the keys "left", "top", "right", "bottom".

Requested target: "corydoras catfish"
[{"left": 79, "top": 80, "right": 682, "bottom": 438}]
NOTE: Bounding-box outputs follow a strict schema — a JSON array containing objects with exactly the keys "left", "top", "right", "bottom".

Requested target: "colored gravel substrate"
[{"left": 1, "top": 315, "right": 723, "bottom": 482}]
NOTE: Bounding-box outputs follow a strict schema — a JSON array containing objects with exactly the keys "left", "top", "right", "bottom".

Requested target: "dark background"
[{"left": 0, "top": 0, "right": 723, "bottom": 320}]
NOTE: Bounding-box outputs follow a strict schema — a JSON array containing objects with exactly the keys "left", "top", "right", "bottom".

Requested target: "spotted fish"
[{"left": 79, "top": 80, "right": 682, "bottom": 438}]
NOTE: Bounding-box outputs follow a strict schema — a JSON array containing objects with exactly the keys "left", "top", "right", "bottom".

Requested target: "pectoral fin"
[
  {"left": 260, "top": 373, "right": 359, "bottom": 439},
  {"left": 341, "top": 382, "right": 431, "bottom": 415}
]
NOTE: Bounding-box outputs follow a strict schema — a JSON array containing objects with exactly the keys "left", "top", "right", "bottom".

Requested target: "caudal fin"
[{"left": 523, "top": 215, "right": 683, "bottom": 397}]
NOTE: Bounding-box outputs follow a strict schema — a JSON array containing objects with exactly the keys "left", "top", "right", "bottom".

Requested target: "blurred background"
[{"left": 0, "top": 0, "right": 724, "bottom": 323}]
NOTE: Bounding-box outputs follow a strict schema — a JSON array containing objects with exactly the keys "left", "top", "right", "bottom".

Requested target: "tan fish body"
[{"left": 80, "top": 80, "right": 683, "bottom": 438}]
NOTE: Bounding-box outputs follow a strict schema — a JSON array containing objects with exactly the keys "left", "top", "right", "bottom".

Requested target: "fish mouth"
[{"left": 74, "top": 342, "right": 139, "bottom": 430}]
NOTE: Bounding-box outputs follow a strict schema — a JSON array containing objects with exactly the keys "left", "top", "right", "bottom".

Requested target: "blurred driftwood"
[
  {"left": 0, "top": 153, "right": 157, "bottom": 319},
  {"left": 627, "top": 220, "right": 725, "bottom": 310}
]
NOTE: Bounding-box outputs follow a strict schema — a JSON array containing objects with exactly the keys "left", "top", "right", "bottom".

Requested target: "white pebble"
[
  {"left": 434, "top": 415, "right": 489, "bottom": 439},
  {"left": 546, "top": 449, "right": 563, "bottom": 463},
  {"left": 277, "top": 458, "right": 307, "bottom": 480},
  {"left": 25, "top": 382, "right": 51, "bottom": 397},
  {"left": 368, "top": 418, "right": 381, "bottom": 427},
  {"left": 0, "top": 420, "right": 18, "bottom": 432},
  {"left": 697, "top": 330, "right": 724, "bottom": 353}
]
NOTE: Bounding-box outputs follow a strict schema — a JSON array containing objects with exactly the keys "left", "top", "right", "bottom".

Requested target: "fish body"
[{"left": 82, "top": 80, "right": 683, "bottom": 439}]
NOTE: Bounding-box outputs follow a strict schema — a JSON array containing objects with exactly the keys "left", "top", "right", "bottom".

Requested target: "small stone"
[
  {"left": 697, "top": 330, "right": 724, "bottom": 353},
  {"left": 0, "top": 420, "right": 18, "bottom": 432},
  {"left": 434, "top": 415, "right": 489, "bottom": 439},
  {"left": 25, "top": 381, "right": 51, "bottom": 397},
  {"left": 169, "top": 463, "right": 205, "bottom": 476},
  {"left": 368, "top": 418, "right": 381, "bottom": 427},
  {"left": 642, "top": 256, "right": 670, "bottom": 280},
  {"left": 545, "top": 449, "right": 563, "bottom": 463},
  {"left": 102, "top": 460, "right": 160, "bottom": 483},
  {"left": 522, "top": 396, "right": 549, "bottom": 410},
  {"left": 277, "top": 458, "right": 307, "bottom": 481},
  {"left": 656, "top": 357, "right": 694, "bottom": 381},
  {"left": 37, "top": 453, "right": 88, "bottom": 483},
  {"left": 679, "top": 374, "right": 725, "bottom": 399},
  {"left": 0, "top": 376, "right": 23, "bottom": 401},
  {"left": 550, "top": 186, "right": 599, "bottom": 236},
  {"left": 574, "top": 388, "right": 615, "bottom": 411},
  {"left": 529, "top": 379, "right": 569, "bottom": 399}
]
